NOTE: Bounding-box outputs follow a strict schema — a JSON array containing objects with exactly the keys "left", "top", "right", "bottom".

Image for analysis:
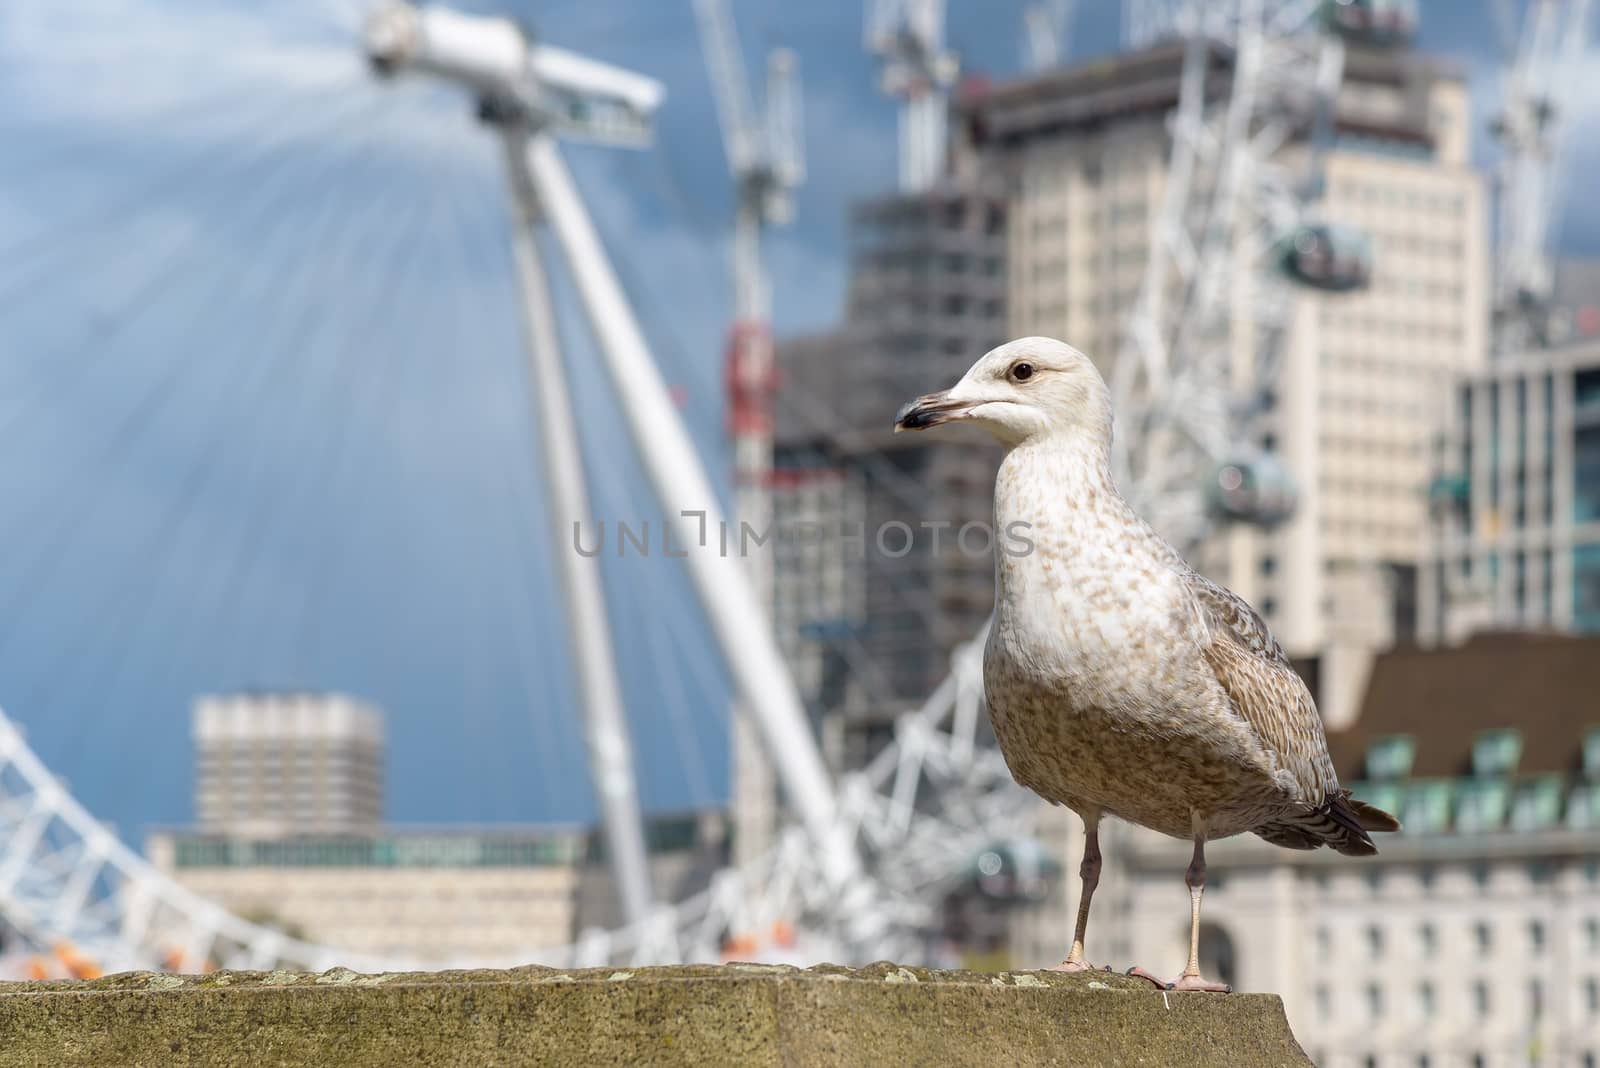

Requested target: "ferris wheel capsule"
[
  {"left": 1206, "top": 451, "right": 1298, "bottom": 528},
  {"left": 968, "top": 838, "right": 1062, "bottom": 905},
  {"left": 1274, "top": 223, "right": 1373, "bottom": 293},
  {"left": 1319, "top": 0, "right": 1419, "bottom": 47}
]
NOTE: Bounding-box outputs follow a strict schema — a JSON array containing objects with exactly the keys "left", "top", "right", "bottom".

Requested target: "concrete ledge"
[{"left": 0, "top": 962, "right": 1312, "bottom": 1067}]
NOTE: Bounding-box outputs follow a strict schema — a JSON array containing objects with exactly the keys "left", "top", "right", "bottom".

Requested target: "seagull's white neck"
[
  {"left": 1000, "top": 429, "right": 1119, "bottom": 506},
  {"left": 993, "top": 426, "right": 1152, "bottom": 578}
]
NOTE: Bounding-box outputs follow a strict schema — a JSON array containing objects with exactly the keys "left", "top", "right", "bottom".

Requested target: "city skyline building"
[
  {"left": 773, "top": 180, "right": 1010, "bottom": 770},
  {"left": 1421, "top": 335, "right": 1600, "bottom": 643},
  {"left": 193, "top": 692, "right": 385, "bottom": 838}
]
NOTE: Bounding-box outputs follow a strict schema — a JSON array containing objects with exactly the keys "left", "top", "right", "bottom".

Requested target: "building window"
[
  {"left": 1366, "top": 983, "right": 1383, "bottom": 1019},
  {"left": 1417, "top": 981, "right": 1435, "bottom": 1019},
  {"left": 1473, "top": 980, "right": 1490, "bottom": 1016},
  {"left": 1366, "top": 925, "right": 1384, "bottom": 959},
  {"left": 1530, "top": 978, "right": 1544, "bottom": 1021},
  {"left": 1418, "top": 923, "right": 1436, "bottom": 958},
  {"left": 1529, "top": 919, "right": 1546, "bottom": 954},
  {"left": 1474, "top": 921, "right": 1492, "bottom": 952},
  {"left": 1585, "top": 977, "right": 1599, "bottom": 1015}
]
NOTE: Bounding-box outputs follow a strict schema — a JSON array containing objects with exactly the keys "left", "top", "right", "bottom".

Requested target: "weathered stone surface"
[{"left": 0, "top": 962, "right": 1313, "bottom": 1067}]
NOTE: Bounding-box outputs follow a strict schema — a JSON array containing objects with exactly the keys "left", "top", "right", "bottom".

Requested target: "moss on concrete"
[{"left": 0, "top": 961, "right": 1312, "bottom": 1067}]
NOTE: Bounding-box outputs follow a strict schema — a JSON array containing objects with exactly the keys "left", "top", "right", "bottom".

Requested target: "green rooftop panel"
[
  {"left": 1400, "top": 780, "right": 1452, "bottom": 835},
  {"left": 1456, "top": 779, "right": 1510, "bottom": 833},
  {"left": 1567, "top": 785, "right": 1600, "bottom": 830},
  {"left": 1584, "top": 727, "right": 1600, "bottom": 779},
  {"left": 1366, "top": 735, "right": 1416, "bottom": 780},
  {"left": 1471, "top": 728, "right": 1523, "bottom": 777},
  {"left": 1509, "top": 776, "right": 1564, "bottom": 831}
]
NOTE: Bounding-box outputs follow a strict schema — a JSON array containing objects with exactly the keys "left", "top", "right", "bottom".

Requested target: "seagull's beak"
[{"left": 893, "top": 390, "right": 978, "bottom": 433}]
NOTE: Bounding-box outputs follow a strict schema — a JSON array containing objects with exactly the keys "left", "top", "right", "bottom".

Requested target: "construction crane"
[
  {"left": 1022, "top": 0, "right": 1077, "bottom": 71},
  {"left": 1489, "top": 0, "right": 1595, "bottom": 354},
  {"left": 866, "top": 0, "right": 959, "bottom": 192},
  {"left": 691, "top": 0, "right": 806, "bottom": 897}
]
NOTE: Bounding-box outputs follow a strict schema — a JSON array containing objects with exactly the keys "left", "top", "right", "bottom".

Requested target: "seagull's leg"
[
  {"left": 1049, "top": 811, "right": 1103, "bottom": 972},
  {"left": 1128, "top": 824, "right": 1232, "bottom": 993}
]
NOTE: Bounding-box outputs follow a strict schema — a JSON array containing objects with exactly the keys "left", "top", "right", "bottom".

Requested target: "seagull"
[{"left": 894, "top": 337, "right": 1398, "bottom": 992}]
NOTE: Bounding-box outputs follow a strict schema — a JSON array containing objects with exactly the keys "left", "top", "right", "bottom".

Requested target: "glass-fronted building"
[{"left": 1421, "top": 338, "right": 1600, "bottom": 641}]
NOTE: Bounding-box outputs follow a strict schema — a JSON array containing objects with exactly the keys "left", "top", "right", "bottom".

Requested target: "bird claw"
[
  {"left": 1047, "top": 959, "right": 1111, "bottom": 973},
  {"left": 1126, "top": 967, "right": 1230, "bottom": 993},
  {"left": 1126, "top": 966, "right": 1169, "bottom": 989}
]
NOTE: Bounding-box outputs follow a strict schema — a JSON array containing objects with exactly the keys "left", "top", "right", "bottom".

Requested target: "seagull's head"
[{"left": 893, "top": 337, "right": 1112, "bottom": 449}]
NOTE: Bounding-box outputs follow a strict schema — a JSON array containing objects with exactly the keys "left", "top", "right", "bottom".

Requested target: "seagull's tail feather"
[
  {"left": 1253, "top": 791, "right": 1399, "bottom": 857},
  {"left": 1346, "top": 795, "right": 1401, "bottom": 834}
]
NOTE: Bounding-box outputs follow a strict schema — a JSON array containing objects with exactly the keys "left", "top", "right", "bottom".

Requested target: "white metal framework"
[
  {"left": 0, "top": 629, "right": 1025, "bottom": 969},
  {"left": 692, "top": 0, "right": 805, "bottom": 884},
  {"left": 866, "top": 0, "right": 959, "bottom": 193},
  {"left": 1110, "top": 0, "right": 1351, "bottom": 550},
  {"left": 1490, "top": 0, "right": 1595, "bottom": 353},
  {"left": 1023, "top": 0, "right": 1078, "bottom": 71}
]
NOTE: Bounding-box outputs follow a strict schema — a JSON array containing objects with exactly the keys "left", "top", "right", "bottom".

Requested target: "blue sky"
[{"left": 0, "top": 1, "right": 1581, "bottom": 840}]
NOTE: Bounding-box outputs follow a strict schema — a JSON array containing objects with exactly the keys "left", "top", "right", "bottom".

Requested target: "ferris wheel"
[
  {"left": 1, "top": 0, "right": 1396, "bottom": 975},
  {"left": 1112, "top": 0, "right": 1402, "bottom": 551}
]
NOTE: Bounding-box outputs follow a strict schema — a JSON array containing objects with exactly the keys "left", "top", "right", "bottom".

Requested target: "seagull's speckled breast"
[{"left": 984, "top": 440, "right": 1291, "bottom": 840}]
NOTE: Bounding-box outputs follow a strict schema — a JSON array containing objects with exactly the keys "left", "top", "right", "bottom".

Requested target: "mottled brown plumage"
[{"left": 895, "top": 337, "right": 1398, "bottom": 990}]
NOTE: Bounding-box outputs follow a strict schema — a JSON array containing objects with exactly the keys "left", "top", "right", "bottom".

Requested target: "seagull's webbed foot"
[
  {"left": 1047, "top": 958, "right": 1109, "bottom": 974},
  {"left": 1125, "top": 966, "right": 1231, "bottom": 993}
]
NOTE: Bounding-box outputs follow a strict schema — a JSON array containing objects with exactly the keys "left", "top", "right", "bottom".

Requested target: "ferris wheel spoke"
[
  {"left": 9, "top": 116, "right": 431, "bottom": 780},
  {"left": 0, "top": 128, "right": 386, "bottom": 659},
  {"left": 0, "top": 86, "right": 389, "bottom": 288}
]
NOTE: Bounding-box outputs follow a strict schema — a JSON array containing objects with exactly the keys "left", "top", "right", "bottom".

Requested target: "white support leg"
[
  {"left": 522, "top": 136, "right": 861, "bottom": 893},
  {"left": 501, "top": 129, "right": 657, "bottom": 929}
]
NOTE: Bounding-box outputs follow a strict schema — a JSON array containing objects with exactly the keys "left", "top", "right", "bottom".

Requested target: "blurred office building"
[
  {"left": 146, "top": 827, "right": 587, "bottom": 962},
  {"left": 1002, "top": 634, "right": 1600, "bottom": 1067},
  {"left": 194, "top": 692, "right": 384, "bottom": 836},
  {"left": 155, "top": 691, "right": 728, "bottom": 962},
  {"left": 773, "top": 181, "right": 1010, "bottom": 771},
  {"left": 1422, "top": 336, "right": 1600, "bottom": 642},
  {"left": 957, "top": 37, "right": 1488, "bottom": 729}
]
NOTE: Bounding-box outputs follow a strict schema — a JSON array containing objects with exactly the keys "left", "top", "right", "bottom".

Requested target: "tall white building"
[
  {"left": 958, "top": 39, "right": 1489, "bottom": 723},
  {"left": 193, "top": 691, "right": 384, "bottom": 836}
]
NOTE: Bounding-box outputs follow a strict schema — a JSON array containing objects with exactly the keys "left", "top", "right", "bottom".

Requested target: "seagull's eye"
[{"left": 1009, "top": 362, "right": 1035, "bottom": 383}]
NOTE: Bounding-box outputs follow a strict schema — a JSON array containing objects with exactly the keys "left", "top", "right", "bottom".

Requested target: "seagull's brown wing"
[
  {"left": 1189, "top": 573, "right": 1333, "bottom": 799},
  {"left": 1187, "top": 572, "right": 1396, "bottom": 854}
]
